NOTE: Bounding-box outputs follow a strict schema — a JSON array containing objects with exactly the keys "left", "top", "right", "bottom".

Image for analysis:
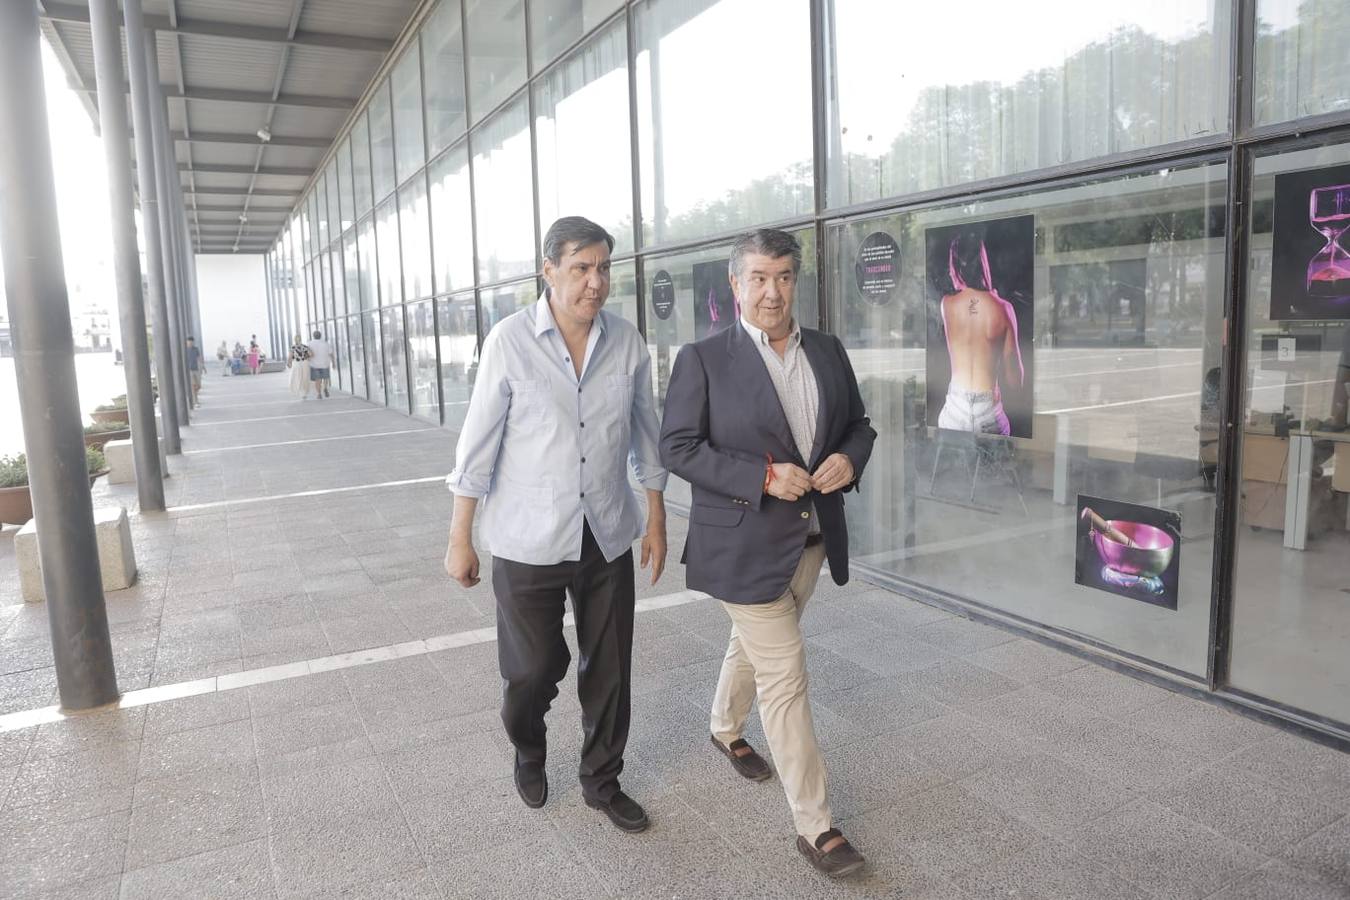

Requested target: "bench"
[{"left": 16, "top": 506, "right": 138, "bottom": 602}]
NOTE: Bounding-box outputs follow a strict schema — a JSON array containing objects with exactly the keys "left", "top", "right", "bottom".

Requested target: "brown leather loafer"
[
  {"left": 797, "top": 828, "right": 865, "bottom": 878},
  {"left": 711, "top": 735, "right": 772, "bottom": 781}
]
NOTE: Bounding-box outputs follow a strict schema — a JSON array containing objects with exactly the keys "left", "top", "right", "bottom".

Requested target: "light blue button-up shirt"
[{"left": 446, "top": 294, "right": 668, "bottom": 565}]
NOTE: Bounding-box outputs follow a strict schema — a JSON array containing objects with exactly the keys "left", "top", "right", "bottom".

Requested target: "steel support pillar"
[
  {"left": 0, "top": 0, "right": 119, "bottom": 709},
  {"left": 89, "top": 0, "right": 164, "bottom": 512},
  {"left": 143, "top": 32, "right": 190, "bottom": 425},
  {"left": 123, "top": 0, "right": 181, "bottom": 453}
]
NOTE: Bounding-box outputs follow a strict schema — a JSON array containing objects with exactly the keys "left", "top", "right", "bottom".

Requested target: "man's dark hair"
[
  {"left": 542, "top": 216, "right": 614, "bottom": 268},
  {"left": 728, "top": 228, "right": 802, "bottom": 280},
  {"left": 186, "top": 336, "right": 195, "bottom": 342},
  {"left": 312, "top": 329, "right": 322, "bottom": 339}
]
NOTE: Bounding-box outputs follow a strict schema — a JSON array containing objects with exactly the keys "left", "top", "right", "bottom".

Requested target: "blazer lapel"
[{"left": 726, "top": 323, "right": 800, "bottom": 464}]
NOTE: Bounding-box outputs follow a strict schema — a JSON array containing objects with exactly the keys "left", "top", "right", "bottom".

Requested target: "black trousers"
[{"left": 492, "top": 522, "right": 635, "bottom": 802}]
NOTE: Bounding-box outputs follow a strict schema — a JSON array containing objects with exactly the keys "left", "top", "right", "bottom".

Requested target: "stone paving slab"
[{"left": 0, "top": 373, "right": 1347, "bottom": 898}]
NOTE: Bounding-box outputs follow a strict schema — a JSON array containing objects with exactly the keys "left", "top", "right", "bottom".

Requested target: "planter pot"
[
  {"left": 90, "top": 408, "right": 129, "bottom": 426},
  {"left": 0, "top": 484, "right": 33, "bottom": 526},
  {"left": 84, "top": 429, "right": 129, "bottom": 451}
]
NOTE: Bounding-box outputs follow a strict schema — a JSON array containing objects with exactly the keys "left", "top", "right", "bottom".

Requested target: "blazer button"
[{"left": 800, "top": 511, "right": 809, "bottom": 519}]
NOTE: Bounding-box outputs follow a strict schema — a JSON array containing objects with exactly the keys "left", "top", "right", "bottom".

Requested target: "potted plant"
[
  {"left": 0, "top": 448, "right": 110, "bottom": 526},
  {"left": 84, "top": 421, "right": 130, "bottom": 450},
  {"left": 90, "top": 394, "right": 129, "bottom": 425}
]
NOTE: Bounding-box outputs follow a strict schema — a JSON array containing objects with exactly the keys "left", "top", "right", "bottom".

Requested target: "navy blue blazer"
[{"left": 659, "top": 322, "right": 876, "bottom": 604}]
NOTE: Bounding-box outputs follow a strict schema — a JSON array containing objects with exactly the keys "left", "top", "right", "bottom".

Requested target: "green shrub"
[
  {"left": 0, "top": 454, "right": 26, "bottom": 489},
  {"left": 84, "top": 421, "right": 127, "bottom": 434},
  {"left": 0, "top": 449, "right": 107, "bottom": 488}
]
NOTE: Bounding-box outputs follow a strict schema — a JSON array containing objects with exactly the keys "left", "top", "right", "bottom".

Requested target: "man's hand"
[
  {"left": 811, "top": 453, "right": 854, "bottom": 494},
  {"left": 766, "top": 462, "right": 813, "bottom": 501},
  {"left": 443, "top": 537, "right": 480, "bottom": 588},
  {"left": 640, "top": 519, "right": 667, "bottom": 585}
]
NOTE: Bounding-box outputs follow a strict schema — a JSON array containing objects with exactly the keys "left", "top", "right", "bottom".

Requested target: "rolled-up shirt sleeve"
[
  {"left": 445, "top": 331, "right": 510, "bottom": 498},
  {"left": 628, "top": 348, "right": 668, "bottom": 492}
]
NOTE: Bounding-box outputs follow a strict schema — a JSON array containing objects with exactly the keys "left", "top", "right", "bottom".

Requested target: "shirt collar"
[
  {"left": 533, "top": 292, "right": 605, "bottom": 339},
  {"left": 739, "top": 315, "right": 800, "bottom": 348}
]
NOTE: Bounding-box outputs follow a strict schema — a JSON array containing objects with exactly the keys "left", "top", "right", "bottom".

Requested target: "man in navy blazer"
[{"left": 660, "top": 228, "right": 876, "bottom": 878}]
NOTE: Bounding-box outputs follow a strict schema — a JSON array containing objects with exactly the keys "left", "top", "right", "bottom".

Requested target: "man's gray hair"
[
  {"left": 542, "top": 216, "right": 615, "bottom": 267},
  {"left": 728, "top": 228, "right": 802, "bottom": 280}
]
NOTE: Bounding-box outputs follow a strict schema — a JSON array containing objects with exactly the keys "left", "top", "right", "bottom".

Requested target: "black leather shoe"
[
  {"left": 584, "top": 790, "right": 649, "bottom": 833},
  {"left": 797, "top": 828, "right": 865, "bottom": 878},
  {"left": 711, "top": 735, "right": 772, "bottom": 781},
  {"left": 514, "top": 756, "right": 547, "bottom": 809}
]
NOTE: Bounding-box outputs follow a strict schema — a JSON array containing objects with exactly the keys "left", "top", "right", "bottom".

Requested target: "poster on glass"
[
  {"left": 692, "top": 259, "right": 738, "bottom": 338},
  {"left": 925, "top": 215, "right": 1035, "bottom": 438},
  {"left": 1270, "top": 162, "right": 1350, "bottom": 321},
  {"left": 1074, "top": 495, "right": 1181, "bottom": 611}
]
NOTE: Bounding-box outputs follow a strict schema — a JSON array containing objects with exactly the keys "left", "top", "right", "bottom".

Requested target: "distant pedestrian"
[
  {"left": 217, "top": 340, "right": 229, "bottom": 376},
  {"left": 287, "top": 334, "right": 312, "bottom": 399},
  {"left": 247, "top": 340, "right": 260, "bottom": 375},
  {"left": 184, "top": 336, "right": 202, "bottom": 407},
  {"left": 307, "top": 330, "right": 333, "bottom": 399}
]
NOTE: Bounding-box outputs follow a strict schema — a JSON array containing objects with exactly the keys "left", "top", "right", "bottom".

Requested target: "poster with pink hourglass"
[
  {"left": 691, "top": 259, "right": 739, "bottom": 338},
  {"left": 1271, "top": 162, "right": 1350, "bottom": 320}
]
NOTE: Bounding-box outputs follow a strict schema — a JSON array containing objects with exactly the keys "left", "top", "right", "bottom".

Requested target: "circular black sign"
[
  {"left": 650, "top": 270, "right": 675, "bottom": 320},
  {"left": 854, "top": 232, "right": 900, "bottom": 305}
]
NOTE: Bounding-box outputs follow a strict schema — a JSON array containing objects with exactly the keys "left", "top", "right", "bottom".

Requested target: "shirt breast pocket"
[
  {"left": 606, "top": 374, "right": 634, "bottom": 407},
  {"left": 507, "top": 378, "right": 549, "bottom": 426}
]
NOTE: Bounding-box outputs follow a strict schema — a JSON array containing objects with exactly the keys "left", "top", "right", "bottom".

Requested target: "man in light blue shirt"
[{"left": 444, "top": 216, "right": 667, "bottom": 833}]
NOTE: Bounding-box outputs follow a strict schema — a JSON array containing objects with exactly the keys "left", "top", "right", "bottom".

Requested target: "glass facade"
[{"left": 269, "top": 0, "right": 1350, "bottom": 744}]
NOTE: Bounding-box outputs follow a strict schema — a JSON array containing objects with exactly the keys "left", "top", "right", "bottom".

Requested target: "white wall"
[{"left": 195, "top": 254, "right": 270, "bottom": 357}]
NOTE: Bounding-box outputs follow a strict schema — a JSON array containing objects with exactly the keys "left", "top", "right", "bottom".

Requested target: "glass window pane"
[
  {"left": 408, "top": 299, "right": 440, "bottom": 422},
  {"left": 337, "top": 139, "right": 355, "bottom": 234},
  {"left": 329, "top": 245, "right": 347, "bottom": 318},
  {"left": 429, "top": 143, "right": 475, "bottom": 293},
  {"left": 348, "top": 313, "right": 368, "bottom": 399},
  {"left": 825, "top": 0, "right": 1232, "bottom": 208},
  {"left": 635, "top": 0, "right": 813, "bottom": 246},
  {"left": 471, "top": 97, "right": 535, "bottom": 283},
  {"left": 364, "top": 309, "right": 385, "bottom": 403},
  {"left": 318, "top": 252, "right": 332, "bottom": 320},
  {"left": 1229, "top": 141, "right": 1350, "bottom": 724},
  {"left": 315, "top": 179, "right": 332, "bottom": 251},
  {"left": 375, "top": 196, "right": 403, "bottom": 306},
  {"left": 437, "top": 291, "right": 478, "bottom": 431},
  {"left": 343, "top": 231, "right": 360, "bottom": 314},
  {"left": 465, "top": 0, "right": 526, "bottom": 123},
  {"left": 534, "top": 18, "right": 633, "bottom": 254},
  {"left": 399, "top": 177, "right": 434, "bottom": 300},
  {"left": 482, "top": 280, "right": 538, "bottom": 334},
  {"left": 529, "top": 0, "right": 623, "bottom": 71},
  {"left": 324, "top": 163, "right": 341, "bottom": 245},
  {"left": 424, "top": 0, "right": 469, "bottom": 155},
  {"left": 356, "top": 215, "right": 378, "bottom": 311},
  {"left": 607, "top": 259, "right": 638, "bottom": 329},
  {"left": 829, "top": 162, "right": 1227, "bottom": 675},
  {"left": 334, "top": 316, "right": 349, "bottom": 392},
  {"left": 382, "top": 305, "right": 410, "bottom": 412},
  {"left": 352, "top": 113, "right": 374, "bottom": 218},
  {"left": 1254, "top": 1, "right": 1350, "bottom": 126},
  {"left": 392, "top": 45, "right": 426, "bottom": 184},
  {"left": 370, "top": 80, "right": 397, "bottom": 202}
]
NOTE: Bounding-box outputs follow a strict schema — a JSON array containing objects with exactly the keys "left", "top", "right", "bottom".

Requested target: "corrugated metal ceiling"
[{"left": 38, "top": 0, "right": 425, "bottom": 253}]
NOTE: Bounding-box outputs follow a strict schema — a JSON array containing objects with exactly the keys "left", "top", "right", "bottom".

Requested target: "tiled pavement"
[{"left": 0, "top": 373, "right": 1348, "bottom": 899}]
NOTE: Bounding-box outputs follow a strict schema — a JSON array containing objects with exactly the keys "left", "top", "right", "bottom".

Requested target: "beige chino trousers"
[{"left": 710, "top": 542, "right": 830, "bottom": 839}]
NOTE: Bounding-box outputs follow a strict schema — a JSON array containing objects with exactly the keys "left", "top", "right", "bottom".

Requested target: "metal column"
[
  {"left": 89, "top": 0, "right": 165, "bottom": 512},
  {"left": 123, "top": 0, "right": 181, "bottom": 454},
  {"left": 0, "top": 0, "right": 119, "bottom": 709},
  {"left": 144, "top": 33, "right": 191, "bottom": 425}
]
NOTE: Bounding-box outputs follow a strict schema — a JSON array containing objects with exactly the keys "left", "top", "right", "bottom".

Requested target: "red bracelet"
[{"left": 764, "top": 453, "right": 775, "bottom": 493}]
